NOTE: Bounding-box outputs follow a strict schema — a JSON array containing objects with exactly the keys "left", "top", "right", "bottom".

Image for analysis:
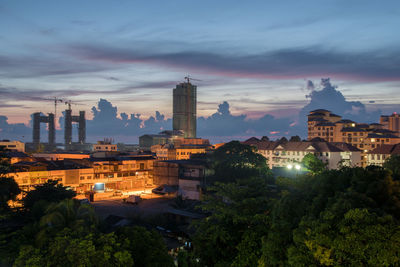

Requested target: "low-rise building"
[
  {"left": 8, "top": 154, "right": 156, "bottom": 194},
  {"left": 366, "top": 144, "right": 400, "bottom": 166},
  {"left": 153, "top": 159, "right": 209, "bottom": 200},
  {"left": 151, "top": 143, "right": 208, "bottom": 161},
  {"left": 0, "top": 140, "right": 25, "bottom": 152},
  {"left": 93, "top": 139, "right": 117, "bottom": 152},
  {"left": 246, "top": 139, "right": 361, "bottom": 170}
]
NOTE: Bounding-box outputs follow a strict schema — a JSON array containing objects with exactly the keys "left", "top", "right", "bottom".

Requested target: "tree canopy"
[
  {"left": 211, "top": 141, "right": 271, "bottom": 183},
  {"left": 383, "top": 154, "right": 400, "bottom": 180},
  {"left": 23, "top": 180, "right": 76, "bottom": 211}
]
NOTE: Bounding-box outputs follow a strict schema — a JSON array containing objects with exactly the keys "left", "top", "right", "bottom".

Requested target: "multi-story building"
[
  {"left": 153, "top": 159, "right": 209, "bottom": 200},
  {"left": 151, "top": 138, "right": 210, "bottom": 161},
  {"left": 173, "top": 80, "right": 197, "bottom": 138},
  {"left": 366, "top": 144, "right": 400, "bottom": 166},
  {"left": 139, "top": 130, "right": 184, "bottom": 151},
  {"left": 307, "top": 109, "right": 400, "bottom": 165},
  {"left": 8, "top": 154, "right": 155, "bottom": 194},
  {"left": 93, "top": 139, "right": 117, "bottom": 152},
  {"left": 380, "top": 113, "right": 400, "bottom": 135},
  {"left": 245, "top": 139, "right": 361, "bottom": 169}
]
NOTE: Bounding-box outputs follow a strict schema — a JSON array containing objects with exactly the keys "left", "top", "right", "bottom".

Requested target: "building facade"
[
  {"left": 173, "top": 82, "right": 197, "bottom": 138},
  {"left": 245, "top": 139, "right": 361, "bottom": 170},
  {"left": 0, "top": 140, "right": 25, "bottom": 152}
]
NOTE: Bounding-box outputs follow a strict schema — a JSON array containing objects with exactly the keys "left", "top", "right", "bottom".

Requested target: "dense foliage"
[
  {"left": 211, "top": 141, "right": 271, "bottom": 183},
  {"left": 188, "top": 142, "right": 400, "bottom": 266}
]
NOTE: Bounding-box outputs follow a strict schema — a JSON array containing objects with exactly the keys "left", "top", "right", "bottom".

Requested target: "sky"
[{"left": 0, "top": 1, "right": 399, "bottom": 143}]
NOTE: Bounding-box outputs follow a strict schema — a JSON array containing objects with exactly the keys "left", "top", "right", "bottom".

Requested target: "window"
[
  {"left": 140, "top": 163, "right": 145, "bottom": 170},
  {"left": 107, "top": 174, "right": 114, "bottom": 178},
  {"left": 117, "top": 173, "right": 122, "bottom": 177},
  {"left": 80, "top": 176, "right": 85, "bottom": 180},
  {"left": 87, "top": 176, "right": 92, "bottom": 179}
]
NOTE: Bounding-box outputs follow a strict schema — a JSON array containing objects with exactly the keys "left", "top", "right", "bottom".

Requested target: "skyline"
[{"left": 1, "top": 1, "right": 399, "bottom": 140}]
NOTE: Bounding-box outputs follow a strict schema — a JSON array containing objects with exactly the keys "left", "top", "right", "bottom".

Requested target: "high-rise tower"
[{"left": 173, "top": 80, "right": 197, "bottom": 138}]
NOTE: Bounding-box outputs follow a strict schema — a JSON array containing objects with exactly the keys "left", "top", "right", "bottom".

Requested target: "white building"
[
  {"left": 367, "top": 144, "right": 400, "bottom": 166},
  {"left": 246, "top": 140, "right": 361, "bottom": 170}
]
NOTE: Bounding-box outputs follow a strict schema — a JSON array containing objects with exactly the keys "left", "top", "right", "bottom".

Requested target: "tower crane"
[
  {"left": 64, "top": 100, "right": 84, "bottom": 110},
  {"left": 44, "top": 97, "right": 64, "bottom": 119},
  {"left": 184, "top": 75, "right": 202, "bottom": 84}
]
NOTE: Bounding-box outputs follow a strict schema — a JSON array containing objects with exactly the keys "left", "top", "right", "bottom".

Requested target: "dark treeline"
[{"left": 184, "top": 142, "right": 400, "bottom": 266}]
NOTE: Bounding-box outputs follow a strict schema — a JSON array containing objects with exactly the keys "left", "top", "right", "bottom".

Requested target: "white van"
[{"left": 125, "top": 195, "right": 142, "bottom": 205}]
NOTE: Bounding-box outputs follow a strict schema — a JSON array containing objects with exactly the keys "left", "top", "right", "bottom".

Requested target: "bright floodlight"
[
  {"left": 295, "top": 164, "right": 301, "bottom": 170},
  {"left": 287, "top": 164, "right": 293, "bottom": 170}
]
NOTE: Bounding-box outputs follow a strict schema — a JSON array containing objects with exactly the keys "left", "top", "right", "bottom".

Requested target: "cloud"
[
  {"left": 68, "top": 44, "right": 400, "bottom": 81},
  {"left": 295, "top": 78, "right": 382, "bottom": 136},
  {"left": 0, "top": 79, "right": 397, "bottom": 143}
]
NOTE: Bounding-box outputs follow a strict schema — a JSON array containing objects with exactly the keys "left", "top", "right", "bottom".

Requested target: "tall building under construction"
[{"left": 173, "top": 80, "right": 197, "bottom": 138}]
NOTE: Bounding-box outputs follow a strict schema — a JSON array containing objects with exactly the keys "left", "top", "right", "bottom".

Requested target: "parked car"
[
  {"left": 113, "top": 190, "right": 123, "bottom": 196},
  {"left": 125, "top": 195, "right": 142, "bottom": 205}
]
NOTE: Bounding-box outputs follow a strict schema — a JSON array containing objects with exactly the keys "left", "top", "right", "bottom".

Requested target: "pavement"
[{"left": 91, "top": 197, "right": 175, "bottom": 219}]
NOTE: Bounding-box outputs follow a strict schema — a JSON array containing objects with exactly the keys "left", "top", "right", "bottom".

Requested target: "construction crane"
[
  {"left": 184, "top": 75, "right": 202, "bottom": 84},
  {"left": 64, "top": 100, "right": 84, "bottom": 110},
  {"left": 44, "top": 97, "right": 64, "bottom": 118}
]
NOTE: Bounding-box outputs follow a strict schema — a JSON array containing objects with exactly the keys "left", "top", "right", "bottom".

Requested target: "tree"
[
  {"left": 23, "top": 180, "right": 76, "bottom": 212},
  {"left": 384, "top": 154, "right": 400, "bottom": 180},
  {"left": 0, "top": 177, "right": 21, "bottom": 212},
  {"left": 14, "top": 229, "right": 134, "bottom": 267},
  {"left": 260, "top": 167, "right": 400, "bottom": 266},
  {"left": 278, "top": 137, "right": 288, "bottom": 144},
  {"left": 301, "top": 153, "right": 327, "bottom": 174},
  {"left": 289, "top": 135, "right": 301, "bottom": 142},
  {"left": 261, "top": 136, "right": 269, "bottom": 141},
  {"left": 211, "top": 141, "right": 271, "bottom": 183},
  {"left": 192, "top": 177, "right": 273, "bottom": 266},
  {"left": 115, "top": 227, "right": 174, "bottom": 267},
  {"left": 0, "top": 147, "right": 20, "bottom": 212}
]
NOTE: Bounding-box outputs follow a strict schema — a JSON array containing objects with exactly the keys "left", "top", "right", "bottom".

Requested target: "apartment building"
[
  {"left": 8, "top": 154, "right": 155, "bottom": 193},
  {"left": 151, "top": 143, "right": 208, "bottom": 161},
  {"left": 307, "top": 109, "right": 400, "bottom": 166},
  {"left": 366, "top": 144, "right": 400, "bottom": 166},
  {"left": 245, "top": 139, "right": 361, "bottom": 169}
]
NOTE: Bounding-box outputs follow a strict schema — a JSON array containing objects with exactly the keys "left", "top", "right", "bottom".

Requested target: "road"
[{"left": 91, "top": 197, "right": 175, "bottom": 219}]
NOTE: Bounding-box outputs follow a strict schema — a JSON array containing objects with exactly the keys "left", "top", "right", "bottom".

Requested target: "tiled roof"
[
  {"left": 315, "top": 122, "right": 336, "bottom": 126},
  {"left": 308, "top": 118, "right": 328, "bottom": 122},
  {"left": 242, "top": 137, "right": 260, "bottom": 145},
  {"left": 368, "top": 144, "right": 400, "bottom": 155},
  {"left": 367, "top": 133, "right": 400, "bottom": 139},
  {"left": 330, "top": 142, "right": 360, "bottom": 152},
  {"left": 308, "top": 112, "right": 327, "bottom": 117},
  {"left": 310, "top": 109, "right": 330, "bottom": 113},
  {"left": 337, "top": 119, "right": 355, "bottom": 123},
  {"left": 341, "top": 127, "right": 367, "bottom": 132}
]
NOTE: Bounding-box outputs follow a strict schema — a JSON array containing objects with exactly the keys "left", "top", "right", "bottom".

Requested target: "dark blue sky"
[{"left": 0, "top": 1, "right": 399, "bottom": 137}]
